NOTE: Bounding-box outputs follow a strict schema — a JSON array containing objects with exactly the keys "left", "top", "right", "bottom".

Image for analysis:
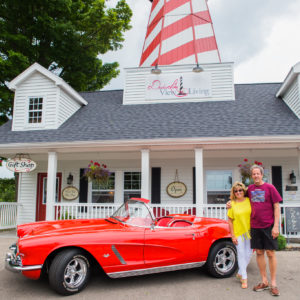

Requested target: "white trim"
[
  {"left": 7, "top": 62, "right": 87, "bottom": 106},
  {"left": 2, "top": 135, "right": 300, "bottom": 154},
  {"left": 276, "top": 62, "right": 300, "bottom": 97},
  {"left": 141, "top": 149, "right": 150, "bottom": 199},
  {"left": 46, "top": 152, "right": 57, "bottom": 220}
]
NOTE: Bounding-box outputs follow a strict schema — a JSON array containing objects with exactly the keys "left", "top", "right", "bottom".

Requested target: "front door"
[{"left": 36, "top": 173, "right": 62, "bottom": 221}]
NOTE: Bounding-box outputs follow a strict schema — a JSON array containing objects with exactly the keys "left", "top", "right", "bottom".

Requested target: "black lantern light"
[
  {"left": 67, "top": 173, "right": 73, "bottom": 185},
  {"left": 289, "top": 170, "right": 296, "bottom": 184}
]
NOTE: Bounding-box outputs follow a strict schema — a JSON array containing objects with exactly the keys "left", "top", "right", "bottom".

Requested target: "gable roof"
[
  {"left": 0, "top": 83, "right": 300, "bottom": 146},
  {"left": 7, "top": 63, "right": 88, "bottom": 106}
]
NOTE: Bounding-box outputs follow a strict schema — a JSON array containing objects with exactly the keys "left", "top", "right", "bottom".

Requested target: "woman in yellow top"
[{"left": 228, "top": 181, "right": 252, "bottom": 289}]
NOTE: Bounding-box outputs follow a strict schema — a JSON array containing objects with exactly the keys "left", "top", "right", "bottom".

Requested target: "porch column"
[
  {"left": 141, "top": 149, "right": 150, "bottom": 199},
  {"left": 195, "top": 148, "right": 204, "bottom": 217},
  {"left": 46, "top": 151, "right": 57, "bottom": 220}
]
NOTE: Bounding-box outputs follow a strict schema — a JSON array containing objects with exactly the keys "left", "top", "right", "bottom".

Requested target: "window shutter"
[
  {"left": 271, "top": 166, "right": 283, "bottom": 199},
  {"left": 193, "top": 167, "right": 196, "bottom": 204},
  {"left": 79, "top": 169, "right": 88, "bottom": 203},
  {"left": 151, "top": 167, "right": 161, "bottom": 204}
]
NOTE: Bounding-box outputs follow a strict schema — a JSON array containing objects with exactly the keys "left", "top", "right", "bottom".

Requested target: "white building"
[{"left": 0, "top": 0, "right": 300, "bottom": 235}]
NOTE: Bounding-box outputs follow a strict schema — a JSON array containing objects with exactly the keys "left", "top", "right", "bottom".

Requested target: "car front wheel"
[
  {"left": 206, "top": 241, "right": 237, "bottom": 278},
  {"left": 49, "top": 249, "right": 91, "bottom": 295}
]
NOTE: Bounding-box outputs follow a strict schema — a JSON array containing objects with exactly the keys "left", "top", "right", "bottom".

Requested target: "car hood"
[{"left": 17, "top": 217, "right": 120, "bottom": 238}]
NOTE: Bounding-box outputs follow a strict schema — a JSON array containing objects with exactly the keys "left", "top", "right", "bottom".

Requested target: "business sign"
[
  {"left": 6, "top": 158, "right": 37, "bottom": 173},
  {"left": 166, "top": 181, "right": 187, "bottom": 198},
  {"left": 145, "top": 72, "right": 212, "bottom": 100},
  {"left": 62, "top": 186, "right": 79, "bottom": 201}
]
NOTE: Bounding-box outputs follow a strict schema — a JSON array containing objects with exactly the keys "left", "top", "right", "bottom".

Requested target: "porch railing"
[
  {"left": 53, "top": 203, "right": 227, "bottom": 221},
  {"left": 54, "top": 202, "right": 300, "bottom": 238},
  {"left": 0, "top": 202, "right": 19, "bottom": 230}
]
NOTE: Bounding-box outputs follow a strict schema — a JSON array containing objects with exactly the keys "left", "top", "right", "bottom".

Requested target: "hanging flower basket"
[
  {"left": 238, "top": 158, "right": 264, "bottom": 186},
  {"left": 83, "top": 161, "right": 111, "bottom": 186}
]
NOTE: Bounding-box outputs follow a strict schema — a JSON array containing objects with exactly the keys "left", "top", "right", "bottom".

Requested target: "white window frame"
[
  {"left": 25, "top": 95, "right": 46, "bottom": 128},
  {"left": 123, "top": 171, "right": 142, "bottom": 201},
  {"left": 205, "top": 169, "right": 233, "bottom": 204},
  {"left": 88, "top": 172, "right": 116, "bottom": 204}
]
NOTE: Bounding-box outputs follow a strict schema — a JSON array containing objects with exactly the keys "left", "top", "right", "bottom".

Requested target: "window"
[
  {"left": 28, "top": 97, "right": 43, "bottom": 123},
  {"left": 124, "top": 172, "right": 141, "bottom": 201},
  {"left": 91, "top": 173, "right": 115, "bottom": 203},
  {"left": 206, "top": 170, "right": 232, "bottom": 204},
  {"left": 43, "top": 177, "right": 60, "bottom": 204}
]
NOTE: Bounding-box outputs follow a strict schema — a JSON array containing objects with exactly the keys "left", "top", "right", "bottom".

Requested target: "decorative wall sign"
[
  {"left": 6, "top": 158, "right": 37, "bottom": 173},
  {"left": 145, "top": 72, "right": 212, "bottom": 101},
  {"left": 166, "top": 181, "right": 187, "bottom": 198},
  {"left": 62, "top": 186, "right": 79, "bottom": 201}
]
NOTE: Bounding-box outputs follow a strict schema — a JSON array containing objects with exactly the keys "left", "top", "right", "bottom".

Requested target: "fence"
[
  {"left": 2, "top": 201, "right": 299, "bottom": 238},
  {"left": 0, "top": 202, "right": 19, "bottom": 230}
]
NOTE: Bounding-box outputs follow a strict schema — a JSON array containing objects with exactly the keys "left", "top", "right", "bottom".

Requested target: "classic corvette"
[{"left": 5, "top": 198, "right": 237, "bottom": 295}]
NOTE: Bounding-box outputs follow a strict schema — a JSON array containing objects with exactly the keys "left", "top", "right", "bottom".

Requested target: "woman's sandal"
[
  {"left": 241, "top": 279, "right": 248, "bottom": 289},
  {"left": 236, "top": 274, "right": 242, "bottom": 282}
]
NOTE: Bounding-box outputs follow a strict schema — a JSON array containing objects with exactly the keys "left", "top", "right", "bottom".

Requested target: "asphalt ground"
[{"left": 0, "top": 230, "right": 299, "bottom": 300}]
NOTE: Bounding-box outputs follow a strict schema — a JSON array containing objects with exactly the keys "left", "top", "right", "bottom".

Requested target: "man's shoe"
[
  {"left": 253, "top": 282, "right": 269, "bottom": 292},
  {"left": 270, "top": 286, "right": 280, "bottom": 296}
]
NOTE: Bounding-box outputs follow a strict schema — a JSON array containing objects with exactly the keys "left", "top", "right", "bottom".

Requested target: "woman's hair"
[{"left": 230, "top": 181, "right": 247, "bottom": 201}]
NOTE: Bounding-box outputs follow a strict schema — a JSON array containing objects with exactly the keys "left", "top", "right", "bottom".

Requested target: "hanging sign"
[
  {"left": 145, "top": 72, "right": 212, "bottom": 101},
  {"left": 166, "top": 182, "right": 187, "bottom": 198},
  {"left": 6, "top": 158, "right": 37, "bottom": 173},
  {"left": 62, "top": 186, "right": 79, "bottom": 201}
]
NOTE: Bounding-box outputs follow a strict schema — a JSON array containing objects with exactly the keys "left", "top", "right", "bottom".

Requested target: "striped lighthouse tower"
[{"left": 140, "top": 0, "right": 221, "bottom": 67}]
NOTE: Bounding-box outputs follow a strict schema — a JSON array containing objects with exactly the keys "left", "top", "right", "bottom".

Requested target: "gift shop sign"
[
  {"left": 6, "top": 158, "right": 37, "bottom": 173},
  {"left": 146, "top": 73, "right": 212, "bottom": 100}
]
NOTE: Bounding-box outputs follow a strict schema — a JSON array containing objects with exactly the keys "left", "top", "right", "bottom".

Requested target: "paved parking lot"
[{"left": 0, "top": 231, "right": 299, "bottom": 300}]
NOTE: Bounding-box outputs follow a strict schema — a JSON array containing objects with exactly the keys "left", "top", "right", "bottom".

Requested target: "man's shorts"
[{"left": 250, "top": 225, "right": 278, "bottom": 250}]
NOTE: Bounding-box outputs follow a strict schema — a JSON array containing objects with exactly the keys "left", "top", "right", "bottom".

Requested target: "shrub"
[
  {"left": 0, "top": 178, "right": 16, "bottom": 202},
  {"left": 277, "top": 234, "right": 287, "bottom": 251}
]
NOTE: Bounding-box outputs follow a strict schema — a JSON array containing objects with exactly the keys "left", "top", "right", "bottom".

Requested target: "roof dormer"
[
  {"left": 8, "top": 63, "right": 87, "bottom": 131},
  {"left": 276, "top": 62, "right": 300, "bottom": 119}
]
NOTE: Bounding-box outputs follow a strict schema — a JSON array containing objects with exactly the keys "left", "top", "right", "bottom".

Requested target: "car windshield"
[{"left": 111, "top": 200, "right": 154, "bottom": 227}]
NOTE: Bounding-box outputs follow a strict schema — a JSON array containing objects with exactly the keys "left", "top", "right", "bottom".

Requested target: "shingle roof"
[{"left": 0, "top": 83, "right": 299, "bottom": 144}]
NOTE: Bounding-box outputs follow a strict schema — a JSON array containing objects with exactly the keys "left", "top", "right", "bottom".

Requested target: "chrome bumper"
[{"left": 5, "top": 244, "right": 43, "bottom": 273}]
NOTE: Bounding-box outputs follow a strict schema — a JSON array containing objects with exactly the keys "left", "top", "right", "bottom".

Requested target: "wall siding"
[
  {"left": 58, "top": 89, "right": 81, "bottom": 126},
  {"left": 12, "top": 72, "right": 59, "bottom": 131},
  {"left": 17, "top": 151, "right": 300, "bottom": 224},
  {"left": 123, "top": 63, "right": 235, "bottom": 105},
  {"left": 282, "top": 77, "right": 300, "bottom": 118}
]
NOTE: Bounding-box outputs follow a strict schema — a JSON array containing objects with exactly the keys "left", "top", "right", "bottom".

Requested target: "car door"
[{"left": 144, "top": 225, "right": 200, "bottom": 267}]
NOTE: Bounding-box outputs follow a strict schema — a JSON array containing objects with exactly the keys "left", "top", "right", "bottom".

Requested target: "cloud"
[{"left": 102, "top": 0, "right": 300, "bottom": 89}]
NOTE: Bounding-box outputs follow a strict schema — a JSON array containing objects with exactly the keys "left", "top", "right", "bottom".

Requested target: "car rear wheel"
[
  {"left": 206, "top": 241, "right": 237, "bottom": 278},
  {"left": 49, "top": 249, "right": 91, "bottom": 295}
]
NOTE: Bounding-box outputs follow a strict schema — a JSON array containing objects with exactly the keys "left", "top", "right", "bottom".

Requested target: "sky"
[
  {"left": 1, "top": 0, "right": 300, "bottom": 178},
  {"left": 102, "top": 0, "right": 300, "bottom": 90}
]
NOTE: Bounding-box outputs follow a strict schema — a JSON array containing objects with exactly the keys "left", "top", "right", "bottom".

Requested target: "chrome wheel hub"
[
  {"left": 64, "top": 257, "right": 87, "bottom": 289},
  {"left": 214, "top": 247, "right": 235, "bottom": 274}
]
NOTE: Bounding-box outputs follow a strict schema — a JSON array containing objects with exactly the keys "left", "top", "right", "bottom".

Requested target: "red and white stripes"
[{"left": 140, "top": 0, "right": 221, "bottom": 67}]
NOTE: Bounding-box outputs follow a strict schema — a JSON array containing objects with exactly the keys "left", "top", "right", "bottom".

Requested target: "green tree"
[
  {"left": 0, "top": 0, "right": 132, "bottom": 124},
  {"left": 0, "top": 178, "right": 16, "bottom": 202}
]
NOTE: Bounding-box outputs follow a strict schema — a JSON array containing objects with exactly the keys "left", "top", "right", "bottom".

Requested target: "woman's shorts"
[{"left": 250, "top": 225, "right": 278, "bottom": 250}]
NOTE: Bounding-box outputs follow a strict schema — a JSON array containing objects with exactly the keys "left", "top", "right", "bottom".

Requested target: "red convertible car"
[{"left": 6, "top": 198, "right": 237, "bottom": 295}]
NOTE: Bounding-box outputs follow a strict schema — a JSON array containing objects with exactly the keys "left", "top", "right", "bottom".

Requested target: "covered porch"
[{"left": 1, "top": 136, "right": 300, "bottom": 238}]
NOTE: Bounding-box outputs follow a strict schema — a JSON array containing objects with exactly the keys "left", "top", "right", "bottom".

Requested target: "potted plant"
[{"left": 83, "top": 161, "right": 111, "bottom": 187}]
